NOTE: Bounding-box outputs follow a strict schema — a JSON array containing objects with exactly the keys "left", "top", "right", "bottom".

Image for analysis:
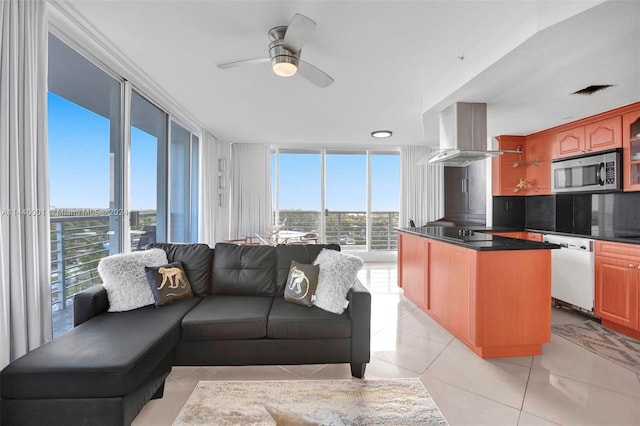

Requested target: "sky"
[
  {"left": 274, "top": 152, "right": 400, "bottom": 211},
  {"left": 48, "top": 93, "right": 158, "bottom": 210},
  {"left": 49, "top": 92, "right": 399, "bottom": 212}
]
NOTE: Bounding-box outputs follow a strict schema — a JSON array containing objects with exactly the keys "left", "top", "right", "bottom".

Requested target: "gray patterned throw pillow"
[{"left": 284, "top": 261, "right": 319, "bottom": 307}]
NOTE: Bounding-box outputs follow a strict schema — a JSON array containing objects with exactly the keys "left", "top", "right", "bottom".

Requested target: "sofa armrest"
[
  {"left": 347, "top": 279, "right": 371, "bottom": 364},
  {"left": 73, "top": 285, "right": 109, "bottom": 327}
]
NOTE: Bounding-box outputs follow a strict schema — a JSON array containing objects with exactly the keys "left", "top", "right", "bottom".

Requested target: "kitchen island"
[{"left": 398, "top": 227, "right": 559, "bottom": 358}]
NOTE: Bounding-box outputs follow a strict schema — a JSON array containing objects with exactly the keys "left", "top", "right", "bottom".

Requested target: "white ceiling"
[{"left": 56, "top": 0, "right": 640, "bottom": 147}]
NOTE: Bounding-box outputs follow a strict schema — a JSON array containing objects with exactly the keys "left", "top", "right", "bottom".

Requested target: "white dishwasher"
[{"left": 542, "top": 234, "right": 595, "bottom": 313}]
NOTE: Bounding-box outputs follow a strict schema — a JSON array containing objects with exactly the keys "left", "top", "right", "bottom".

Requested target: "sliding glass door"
[
  {"left": 274, "top": 151, "right": 322, "bottom": 237},
  {"left": 272, "top": 149, "right": 399, "bottom": 253},
  {"left": 325, "top": 152, "right": 367, "bottom": 249},
  {"left": 130, "top": 90, "right": 168, "bottom": 250},
  {"left": 48, "top": 34, "right": 201, "bottom": 336},
  {"left": 170, "top": 122, "right": 199, "bottom": 243},
  {"left": 370, "top": 153, "right": 400, "bottom": 250}
]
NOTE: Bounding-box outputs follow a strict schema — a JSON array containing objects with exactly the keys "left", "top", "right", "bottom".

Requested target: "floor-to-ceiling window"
[
  {"left": 48, "top": 34, "right": 124, "bottom": 336},
  {"left": 170, "top": 121, "right": 199, "bottom": 243},
  {"left": 325, "top": 151, "right": 367, "bottom": 249},
  {"left": 272, "top": 149, "right": 399, "bottom": 253},
  {"left": 273, "top": 150, "right": 322, "bottom": 236},
  {"left": 370, "top": 153, "right": 401, "bottom": 250},
  {"left": 48, "top": 34, "right": 200, "bottom": 336},
  {"left": 130, "top": 90, "right": 168, "bottom": 250}
]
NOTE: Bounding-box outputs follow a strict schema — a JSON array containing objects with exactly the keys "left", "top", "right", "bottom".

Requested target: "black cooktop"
[{"left": 422, "top": 227, "right": 496, "bottom": 242}]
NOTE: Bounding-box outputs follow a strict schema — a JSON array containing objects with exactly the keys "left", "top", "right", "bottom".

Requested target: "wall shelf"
[{"left": 506, "top": 158, "right": 542, "bottom": 168}]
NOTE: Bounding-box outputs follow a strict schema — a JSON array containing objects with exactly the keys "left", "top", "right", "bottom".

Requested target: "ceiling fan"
[{"left": 216, "top": 13, "right": 334, "bottom": 88}]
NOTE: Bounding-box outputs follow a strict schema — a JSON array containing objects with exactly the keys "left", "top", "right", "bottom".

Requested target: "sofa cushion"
[
  {"left": 145, "top": 261, "right": 193, "bottom": 306},
  {"left": 1, "top": 297, "right": 200, "bottom": 399},
  {"left": 275, "top": 244, "right": 340, "bottom": 296},
  {"left": 98, "top": 248, "right": 168, "bottom": 312},
  {"left": 181, "top": 295, "right": 273, "bottom": 340},
  {"left": 267, "top": 297, "right": 351, "bottom": 339},
  {"left": 148, "top": 243, "right": 213, "bottom": 296},
  {"left": 284, "top": 261, "right": 319, "bottom": 307},
  {"left": 212, "top": 243, "right": 277, "bottom": 296}
]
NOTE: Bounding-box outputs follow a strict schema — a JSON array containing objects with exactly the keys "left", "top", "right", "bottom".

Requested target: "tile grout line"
[
  {"left": 419, "top": 336, "right": 456, "bottom": 376},
  {"left": 515, "top": 357, "right": 534, "bottom": 425}
]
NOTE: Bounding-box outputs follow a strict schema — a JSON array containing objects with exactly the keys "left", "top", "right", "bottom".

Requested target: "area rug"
[
  {"left": 173, "top": 378, "right": 448, "bottom": 425},
  {"left": 552, "top": 320, "right": 640, "bottom": 374}
]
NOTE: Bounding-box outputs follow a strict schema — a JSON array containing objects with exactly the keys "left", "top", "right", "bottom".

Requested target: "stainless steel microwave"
[{"left": 551, "top": 149, "right": 622, "bottom": 193}]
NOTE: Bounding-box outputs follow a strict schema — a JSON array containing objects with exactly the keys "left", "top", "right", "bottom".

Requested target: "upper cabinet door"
[
  {"left": 585, "top": 116, "right": 622, "bottom": 152},
  {"left": 555, "top": 117, "right": 622, "bottom": 159},
  {"left": 623, "top": 109, "right": 640, "bottom": 191},
  {"left": 555, "top": 126, "right": 586, "bottom": 158}
]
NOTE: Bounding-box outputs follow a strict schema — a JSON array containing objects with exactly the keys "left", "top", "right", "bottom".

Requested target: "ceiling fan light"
[{"left": 273, "top": 61, "right": 297, "bottom": 77}]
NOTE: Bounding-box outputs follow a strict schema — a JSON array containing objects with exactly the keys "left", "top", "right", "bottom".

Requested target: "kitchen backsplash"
[
  {"left": 493, "top": 192, "right": 640, "bottom": 235},
  {"left": 492, "top": 196, "right": 525, "bottom": 228},
  {"left": 592, "top": 192, "right": 640, "bottom": 237}
]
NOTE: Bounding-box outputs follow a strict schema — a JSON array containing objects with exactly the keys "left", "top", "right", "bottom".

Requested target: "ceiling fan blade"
[
  {"left": 297, "top": 60, "right": 333, "bottom": 88},
  {"left": 283, "top": 13, "right": 316, "bottom": 53},
  {"left": 217, "top": 58, "right": 270, "bottom": 69}
]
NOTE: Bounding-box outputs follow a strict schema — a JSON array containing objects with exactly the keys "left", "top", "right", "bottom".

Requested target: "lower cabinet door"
[
  {"left": 398, "top": 233, "right": 428, "bottom": 310},
  {"left": 595, "top": 255, "right": 639, "bottom": 330},
  {"left": 428, "top": 241, "right": 469, "bottom": 338}
]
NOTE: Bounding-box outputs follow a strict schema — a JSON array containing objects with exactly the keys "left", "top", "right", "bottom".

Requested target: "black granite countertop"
[
  {"left": 528, "top": 229, "right": 640, "bottom": 245},
  {"left": 397, "top": 227, "right": 560, "bottom": 251},
  {"left": 469, "top": 226, "right": 640, "bottom": 246}
]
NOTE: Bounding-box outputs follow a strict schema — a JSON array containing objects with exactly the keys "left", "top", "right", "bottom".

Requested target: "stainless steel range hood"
[{"left": 427, "top": 102, "right": 520, "bottom": 167}]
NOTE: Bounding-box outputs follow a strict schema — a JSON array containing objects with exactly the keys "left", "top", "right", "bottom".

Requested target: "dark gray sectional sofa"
[{"left": 1, "top": 242, "right": 371, "bottom": 426}]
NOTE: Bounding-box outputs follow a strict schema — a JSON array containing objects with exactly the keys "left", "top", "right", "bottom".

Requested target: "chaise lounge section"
[{"left": 1, "top": 242, "right": 371, "bottom": 425}]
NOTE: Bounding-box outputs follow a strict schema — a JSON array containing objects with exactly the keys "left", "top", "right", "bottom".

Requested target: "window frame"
[{"left": 271, "top": 147, "right": 400, "bottom": 255}]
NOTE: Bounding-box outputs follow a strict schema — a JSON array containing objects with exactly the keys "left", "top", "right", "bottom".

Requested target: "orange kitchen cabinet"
[
  {"left": 492, "top": 136, "right": 525, "bottom": 196},
  {"left": 585, "top": 116, "right": 622, "bottom": 152},
  {"left": 525, "top": 232, "right": 543, "bottom": 242},
  {"left": 490, "top": 231, "right": 543, "bottom": 242},
  {"left": 555, "top": 117, "right": 621, "bottom": 159},
  {"left": 397, "top": 232, "right": 428, "bottom": 311},
  {"left": 397, "top": 231, "right": 552, "bottom": 358},
  {"left": 594, "top": 241, "right": 640, "bottom": 338},
  {"left": 490, "top": 231, "right": 527, "bottom": 239},
  {"left": 524, "top": 132, "right": 553, "bottom": 194},
  {"left": 471, "top": 249, "right": 551, "bottom": 356},
  {"left": 623, "top": 108, "right": 640, "bottom": 191},
  {"left": 427, "top": 240, "right": 470, "bottom": 338},
  {"left": 555, "top": 126, "right": 586, "bottom": 158}
]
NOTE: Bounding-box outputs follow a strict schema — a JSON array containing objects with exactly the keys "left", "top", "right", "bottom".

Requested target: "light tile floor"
[{"left": 133, "top": 263, "right": 640, "bottom": 425}]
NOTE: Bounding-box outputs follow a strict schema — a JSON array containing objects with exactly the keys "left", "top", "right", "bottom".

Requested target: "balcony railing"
[
  {"left": 50, "top": 211, "right": 157, "bottom": 313},
  {"left": 276, "top": 210, "right": 399, "bottom": 250}
]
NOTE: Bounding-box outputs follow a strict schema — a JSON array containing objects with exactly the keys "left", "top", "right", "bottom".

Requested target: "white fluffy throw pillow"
[
  {"left": 313, "top": 249, "right": 363, "bottom": 314},
  {"left": 98, "top": 248, "right": 168, "bottom": 312}
]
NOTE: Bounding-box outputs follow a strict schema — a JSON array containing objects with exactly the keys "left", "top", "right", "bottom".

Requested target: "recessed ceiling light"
[{"left": 371, "top": 130, "right": 392, "bottom": 138}]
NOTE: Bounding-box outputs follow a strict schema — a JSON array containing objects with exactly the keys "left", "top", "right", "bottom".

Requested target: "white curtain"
[
  {"left": 230, "top": 143, "right": 272, "bottom": 239},
  {"left": 199, "top": 131, "right": 217, "bottom": 246},
  {"left": 400, "top": 146, "right": 444, "bottom": 228},
  {"left": 0, "top": 0, "right": 51, "bottom": 369}
]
